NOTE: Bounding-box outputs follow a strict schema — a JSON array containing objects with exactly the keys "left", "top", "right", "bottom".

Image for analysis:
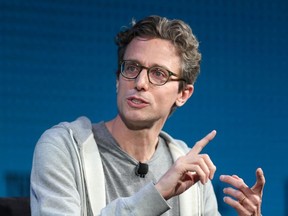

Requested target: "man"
[{"left": 31, "top": 15, "right": 265, "bottom": 215}]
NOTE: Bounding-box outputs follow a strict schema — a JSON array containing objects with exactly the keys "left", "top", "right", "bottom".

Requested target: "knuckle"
[
  {"left": 193, "top": 164, "right": 200, "bottom": 171},
  {"left": 201, "top": 153, "right": 210, "bottom": 160},
  {"left": 236, "top": 180, "right": 247, "bottom": 190},
  {"left": 254, "top": 194, "right": 262, "bottom": 205},
  {"left": 239, "top": 177, "right": 245, "bottom": 183},
  {"left": 204, "top": 169, "right": 210, "bottom": 176},
  {"left": 198, "top": 157, "right": 205, "bottom": 164},
  {"left": 235, "top": 190, "right": 243, "bottom": 197},
  {"left": 174, "top": 157, "right": 185, "bottom": 170},
  {"left": 251, "top": 205, "right": 257, "bottom": 213},
  {"left": 210, "top": 164, "right": 216, "bottom": 171},
  {"left": 239, "top": 183, "right": 247, "bottom": 190}
]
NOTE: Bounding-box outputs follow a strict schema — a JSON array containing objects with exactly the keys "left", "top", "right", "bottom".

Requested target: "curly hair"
[{"left": 115, "top": 15, "right": 201, "bottom": 90}]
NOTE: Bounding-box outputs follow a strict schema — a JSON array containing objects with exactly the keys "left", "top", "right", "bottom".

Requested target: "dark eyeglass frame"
[{"left": 120, "top": 60, "right": 187, "bottom": 86}]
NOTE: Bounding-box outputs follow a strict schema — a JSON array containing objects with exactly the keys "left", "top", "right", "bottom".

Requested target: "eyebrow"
[{"left": 124, "top": 59, "right": 173, "bottom": 72}]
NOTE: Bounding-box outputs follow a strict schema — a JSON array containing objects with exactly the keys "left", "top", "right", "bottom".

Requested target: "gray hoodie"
[{"left": 30, "top": 116, "right": 220, "bottom": 215}]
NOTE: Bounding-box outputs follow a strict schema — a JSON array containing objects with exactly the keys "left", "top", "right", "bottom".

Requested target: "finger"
[
  {"left": 190, "top": 130, "right": 217, "bottom": 155},
  {"left": 252, "top": 168, "right": 265, "bottom": 195},
  {"left": 220, "top": 174, "right": 262, "bottom": 207},
  {"left": 223, "top": 196, "right": 250, "bottom": 215},
  {"left": 231, "top": 175, "right": 241, "bottom": 179},
  {"left": 201, "top": 154, "right": 216, "bottom": 179},
  {"left": 181, "top": 155, "right": 211, "bottom": 185},
  {"left": 196, "top": 156, "right": 210, "bottom": 183},
  {"left": 220, "top": 175, "right": 250, "bottom": 194},
  {"left": 223, "top": 187, "right": 257, "bottom": 213},
  {"left": 183, "top": 153, "right": 216, "bottom": 183},
  {"left": 223, "top": 187, "right": 245, "bottom": 201},
  {"left": 185, "top": 163, "right": 207, "bottom": 184},
  {"left": 173, "top": 156, "right": 207, "bottom": 184}
]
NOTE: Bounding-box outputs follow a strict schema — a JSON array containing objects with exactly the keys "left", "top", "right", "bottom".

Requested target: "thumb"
[{"left": 252, "top": 168, "right": 265, "bottom": 197}]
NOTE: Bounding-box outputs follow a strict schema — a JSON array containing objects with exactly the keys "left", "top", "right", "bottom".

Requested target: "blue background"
[{"left": 1, "top": 0, "right": 287, "bottom": 215}]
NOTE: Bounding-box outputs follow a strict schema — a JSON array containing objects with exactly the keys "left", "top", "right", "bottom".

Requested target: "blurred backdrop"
[{"left": 0, "top": 0, "right": 287, "bottom": 215}]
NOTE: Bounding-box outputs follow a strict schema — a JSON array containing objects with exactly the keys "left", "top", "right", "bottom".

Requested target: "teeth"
[{"left": 132, "top": 99, "right": 142, "bottom": 104}]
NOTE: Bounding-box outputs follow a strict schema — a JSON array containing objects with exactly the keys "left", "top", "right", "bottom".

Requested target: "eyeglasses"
[{"left": 120, "top": 60, "right": 186, "bottom": 86}]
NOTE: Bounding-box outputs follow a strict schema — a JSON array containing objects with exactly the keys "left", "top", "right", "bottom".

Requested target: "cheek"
[
  {"left": 116, "top": 84, "right": 125, "bottom": 104},
  {"left": 155, "top": 89, "right": 178, "bottom": 108},
  {"left": 116, "top": 80, "right": 132, "bottom": 104},
  {"left": 116, "top": 79, "right": 126, "bottom": 94},
  {"left": 117, "top": 78, "right": 133, "bottom": 91}
]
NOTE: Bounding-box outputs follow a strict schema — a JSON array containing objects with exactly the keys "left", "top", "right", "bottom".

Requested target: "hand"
[
  {"left": 155, "top": 130, "right": 217, "bottom": 200},
  {"left": 220, "top": 168, "right": 265, "bottom": 216}
]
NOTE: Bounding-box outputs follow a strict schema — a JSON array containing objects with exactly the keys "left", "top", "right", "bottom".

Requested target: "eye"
[
  {"left": 150, "top": 67, "right": 169, "bottom": 80},
  {"left": 126, "top": 62, "right": 140, "bottom": 72},
  {"left": 126, "top": 64, "right": 138, "bottom": 72}
]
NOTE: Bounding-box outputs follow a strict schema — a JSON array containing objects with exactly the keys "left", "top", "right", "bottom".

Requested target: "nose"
[{"left": 135, "top": 69, "right": 149, "bottom": 91}]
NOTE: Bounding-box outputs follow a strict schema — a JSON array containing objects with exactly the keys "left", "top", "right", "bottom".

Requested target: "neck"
[{"left": 105, "top": 115, "right": 164, "bottom": 162}]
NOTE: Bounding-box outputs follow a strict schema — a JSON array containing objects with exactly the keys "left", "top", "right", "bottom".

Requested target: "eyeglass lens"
[{"left": 121, "top": 61, "right": 170, "bottom": 85}]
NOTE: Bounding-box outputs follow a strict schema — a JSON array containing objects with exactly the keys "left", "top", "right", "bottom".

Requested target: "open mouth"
[
  {"left": 127, "top": 96, "right": 149, "bottom": 107},
  {"left": 130, "top": 98, "right": 144, "bottom": 104}
]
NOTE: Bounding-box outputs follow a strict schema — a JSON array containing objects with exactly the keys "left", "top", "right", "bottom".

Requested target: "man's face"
[{"left": 117, "top": 37, "right": 192, "bottom": 130}]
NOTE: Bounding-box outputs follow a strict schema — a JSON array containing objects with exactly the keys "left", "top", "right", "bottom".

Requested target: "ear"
[
  {"left": 116, "top": 80, "right": 119, "bottom": 93},
  {"left": 175, "top": 84, "right": 194, "bottom": 107}
]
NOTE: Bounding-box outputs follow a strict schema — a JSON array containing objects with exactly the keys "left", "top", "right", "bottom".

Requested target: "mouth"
[
  {"left": 130, "top": 98, "right": 146, "bottom": 104},
  {"left": 127, "top": 96, "right": 149, "bottom": 107}
]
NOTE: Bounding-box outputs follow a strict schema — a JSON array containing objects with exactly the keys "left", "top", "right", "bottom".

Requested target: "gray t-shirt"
[{"left": 93, "top": 122, "right": 179, "bottom": 216}]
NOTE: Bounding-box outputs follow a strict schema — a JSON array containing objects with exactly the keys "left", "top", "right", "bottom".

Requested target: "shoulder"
[
  {"left": 58, "top": 116, "right": 93, "bottom": 143},
  {"left": 159, "top": 131, "right": 190, "bottom": 154},
  {"left": 36, "top": 116, "right": 94, "bottom": 151}
]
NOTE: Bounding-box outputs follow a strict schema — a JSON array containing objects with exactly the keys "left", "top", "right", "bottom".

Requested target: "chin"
[
  {"left": 126, "top": 119, "right": 153, "bottom": 130},
  {"left": 120, "top": 114, "right": 154, "bottom": 131}
]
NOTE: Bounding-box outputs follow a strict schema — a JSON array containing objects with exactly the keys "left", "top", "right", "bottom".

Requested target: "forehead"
[{"left": 124, "top": 37, "right": 181, "bottom": 73}]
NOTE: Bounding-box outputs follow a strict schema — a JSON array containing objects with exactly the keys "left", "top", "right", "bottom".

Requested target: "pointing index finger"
[{"left": 190, "top": 130, "right": 217, "bottom": 155}]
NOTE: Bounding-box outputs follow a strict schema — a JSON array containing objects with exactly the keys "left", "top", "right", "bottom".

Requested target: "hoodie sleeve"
[
  {"left": 30, "top": 127, "right": 83, "bottom": 216},
  {"left": 99, "top": 182, "right": 170, "bottom": 216}
]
